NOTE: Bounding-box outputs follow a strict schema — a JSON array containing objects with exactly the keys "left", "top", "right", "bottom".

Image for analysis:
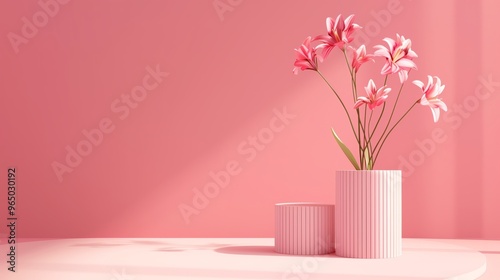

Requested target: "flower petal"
[
  {"left": 354, "top": 98, "right": 367, "bottom": 109},
  {"left": 326, "top": 17, "right": 334, "bottom": 33},
  {"left": 398, "top": 70, "right": 408, "bottom": 83},
  {"left": 396, "top": 58, "right": 417, "bottom": 69},
  {"left": 382, "top": 37, "right": 396, "bottom": 51},
  {"left": 430, "top": 106, "right": 440, "bottom": 122},
  {"left": 334, "top": 14, "right": 345, "bottom": 33},
  {"left": 413, "top": 80, "right": 424, "bottom": 89},
  {"left": 365, "top": 79, "right": 376, "bottom": 95},
  {"left": 373, "top": 47, "right": 390, "bottom": 58}
]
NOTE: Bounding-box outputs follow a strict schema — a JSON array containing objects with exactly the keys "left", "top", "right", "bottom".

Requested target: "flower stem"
[
  {"left": 367, "top": 110, "right": 374, "bottom": 157},
  {"left": 342, "top": 50, "right": 365, "bottom": 169},
  {"left": 342, "top": 50, "right": 357, "bottom": 102},
  {"left": 373, "top": 81, "right": 406, "bottom": 155},
  {"left": 373, "top": 99, "right": 419, "bottom": 164},
  {"left": 316, "top": 70, "right": 359, "bottom": 144},
  {"left": 362, "top": 105, "right": 368, "bottom": 169},
  {"left": 368, "top": 76, "right": 388, "bottom": 138},
  {"left": 367, "top": 103, "right": 385, "bottom": 146}
]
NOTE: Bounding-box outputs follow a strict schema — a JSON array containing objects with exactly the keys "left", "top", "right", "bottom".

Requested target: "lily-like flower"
[
  {"left": 354, "top": 79, "right": 391, "bottom": 110},
  {"left": 350, "top": 45, "right": 374, "bottom": 73},
  {"left": 315, "top": 14, "right": 361, "bottom": 59},
  {"left": 374, "top": 34, "right": 418, "bottom": 83},
  {"left": 293, "top": 36, "right": 319, "bottom": 74},
  {"left": 413, "top": 76, "right": 447, "bottom": 122}
]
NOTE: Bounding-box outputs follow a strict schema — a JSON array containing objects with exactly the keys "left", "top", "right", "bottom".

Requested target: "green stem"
[
  {"left": 342, "top": 50, "right": 357, "bottom": 102},
  {"left": 316, "top": 70, "right": 359, "bottom": 144},
  {"left": 357, "top": 117, "right": 362, "bottom": 168},
  {"left": 367, "top": 109, "right": 374, "bottom": 168},
  {"left": 373, "top": 99, "right": 419, "bottom": 164},
  {"left": 371, "top": 75, "right": 389, "bottom": 139},
  {"left": 342, "top": 50, "right": 365, "bottom": 169},
  {"left": 367, "top": 102, "right": 385, "bottom": 147},
  {"left": 373, "top": 81, "right": 406, "bottom": 154},
  {"left": 367, "top": 110, "right": 373, "bottom": 141},
  {"left": 362, "top": 105, "right": 368, "bottom": 169}
]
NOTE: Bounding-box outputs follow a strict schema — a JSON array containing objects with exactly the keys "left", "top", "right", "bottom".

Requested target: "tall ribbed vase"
[{"left": 335, "top": 170, "right": 402, "bottom": 258}]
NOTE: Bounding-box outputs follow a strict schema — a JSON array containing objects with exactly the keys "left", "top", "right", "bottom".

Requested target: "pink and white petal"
[
  {"left": 382, "top": 38, "right": 396, "bottom": 51},
  {"left": 374, "top": 98, "right": 385, "bottom": 107},
  {"left": 358, "top": 45, "right": 367, "bottom": 54},
  {"left": 344, "top": 14, "right": 355, "bottom": 26},
  {"left": 364, "top": 52, "right": 375, "bottom": 59},
  {"left": 424, "top": 75, "right": 434, "bottom": 93},
  {"left": 408, "top": 49, "right": 418, "bottom": 58},
  {"left": 294, "top": 60, "right": 311, "bottom": 68},
  {"left": 357, "top": 96, "right": 371, "bottom": 103},
  {"left": 412, "top": 80, "right": 424, "bottom": 89},
  {"left": 378, "top": 94, "right": 389, "bottom": 103},
  {"left": 313, "top": 35, "right": 335, "bottom": 50},
  {"left": 334, "top": 40, "right": 346, "bottom": 48},
  {"left": 320, "top": 46, "right": 334, "bottom": 60},
  {"left": 314, "top": 51, "right": 324, "bottom": 63},
  {"left": 373, "top": 47, "right": 391, "bottom": 58},
  {"left": 380, "top": 62, "right": 394, "bottom": 75},
  {"left": 398, "top": 70, "right": 409, "bottom": 83},
  {"left": 363, "top": 57, "right": 375, "bottom": 64},
  {"left": 430, "top": 106, "right": 441, "bottom": 122},
  {"left": 390, "top": 63, "right": 399, "bottom": 73},
  {"left": 396, "top": 58, "right": 417, "bottom": 69},
  {"left": 420, "top": 95, "right": 430, "bottom": 106},
  {"left": 427, "top": 84, "right": 440, "bottom": 99},
  {"left": 305, "top": 36, "right": 313, "bottom": 44},
  {"left": 433, "top": 99, "right": 448, "bottom": 111},
  {"left": 326, "top": 17, "right": 334, "bottom": 32},
  {"left": 401, "top": 38, "right": 411, "bottom": 50},
  {"left": 434, "top": 76, "right": 442, "bottom": 90},
  {"left": 439, "top": 84, "right": 445, "bottom": 94},
  {"left": 354, "top": 99, "right": 367, "bottom": 109},
  {"left": 335, "top": 14, "right": 345, "bottom": 32},
  {"left": 365, "top": 79, "right": 376, "bottom": 94}
]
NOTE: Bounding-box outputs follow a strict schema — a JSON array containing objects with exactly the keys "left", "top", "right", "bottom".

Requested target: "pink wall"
[{"left": 1, "top": 0, "right": 499, "bottom": 239}]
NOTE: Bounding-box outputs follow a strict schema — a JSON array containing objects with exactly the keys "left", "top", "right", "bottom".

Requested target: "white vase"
[{"left": 335, "top": 170, "right": 402, "bottom": 258}]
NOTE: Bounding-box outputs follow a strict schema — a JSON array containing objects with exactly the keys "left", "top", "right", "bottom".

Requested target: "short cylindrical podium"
[{"left": 275, "top": 203, "right": 335, "bottom": 255}]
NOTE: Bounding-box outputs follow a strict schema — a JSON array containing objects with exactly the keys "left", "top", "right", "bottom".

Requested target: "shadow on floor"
[{"left": 215, "top": 245, "right": 338, "bottom": 258}]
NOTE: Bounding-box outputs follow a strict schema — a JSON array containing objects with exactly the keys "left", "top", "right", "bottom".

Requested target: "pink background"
[{"left": 0, "top": 0, "right": 499, "bottom": 239}]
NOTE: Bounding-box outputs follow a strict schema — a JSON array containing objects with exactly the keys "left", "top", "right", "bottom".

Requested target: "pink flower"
[
  {"left": 315, "top": 14, "right": 361, "bottom": 59},
  {"left": 293, "top": 36, "right": 319, "bottom": 74},
  {"left": 413, "top": 76, "right": 447, "bottom": 122},
  {"left": 374, "top": 34, "right": 418, "bottom": 83},
  {"left": 350, "top": 45, "right": 374, "bottom": 73},
  {"left": 354, "top": 79, "right": 391, "bottom": 110}
]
